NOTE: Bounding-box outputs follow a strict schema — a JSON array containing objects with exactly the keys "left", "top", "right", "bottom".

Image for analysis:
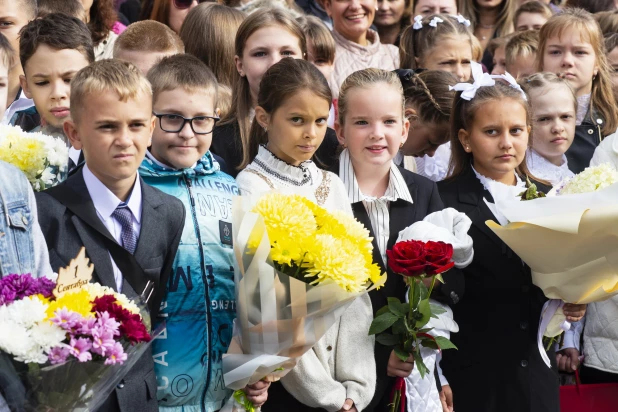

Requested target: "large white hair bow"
[
  {"left": 429, "top": 16, "right": 444, "bottom": 27},
  {"left": 491, "top": 71, "right": 528, "bottom": 101},
  {"left": 449, "top": 61, "right": 495, "bottom": 101},
  {"left": 413, "top": 15, "right": 423, "bottom": 30},
  {"left": 456, "top": 14, "right": 471, "bottom": 27}
]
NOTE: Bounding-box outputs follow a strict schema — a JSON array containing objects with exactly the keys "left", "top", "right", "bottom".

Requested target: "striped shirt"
[{"left": 339, "top": 149, "right": 413, "bottom": 265}]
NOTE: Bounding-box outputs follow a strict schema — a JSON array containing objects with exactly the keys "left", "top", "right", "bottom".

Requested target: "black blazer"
[
  {"left": 35, "top": 170, "right": 185, "bottom": 412},
  {"left": 211, "top": 120, "right": 340, "bottom": 177},
  {"left": 567, "top": 120, "right": 603, "bottom": 174},
  {"left": 437, "top": 168, "right": 559, "bottom": 412},
  {"left": 350, "top": 165, "right": 462, "bottom": 412}
]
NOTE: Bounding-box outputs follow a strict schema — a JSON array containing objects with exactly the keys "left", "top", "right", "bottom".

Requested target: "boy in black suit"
[{"left": 36, "top": 59, "right": 185, "bottom": 412}]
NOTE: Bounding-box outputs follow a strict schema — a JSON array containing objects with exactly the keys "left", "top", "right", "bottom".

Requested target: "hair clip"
[
  {"left": 413, "top": 15, "right": 423, "bottom": 30},
  {"left": 429, "top": 17, "right": 444, "bottom": 27},
  {"left": 449, "top": 61, "right": 495, "bottom": 101},
  {"left": 393, "top": 68, "right": 426, "bottom": 83},
  {"left": 490, "top": 71, "right": 528, "bottom": 101},
  {"left": 456, "top": 14, "right": 471, "bottom": 27}
]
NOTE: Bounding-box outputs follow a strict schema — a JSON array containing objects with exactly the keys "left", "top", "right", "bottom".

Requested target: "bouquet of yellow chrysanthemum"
[
  {"left": 222, "top": 193, "right": 385, "bottom": 411},
  {"left": 0, "top": 125, "right": 69, "bottom": 191}
]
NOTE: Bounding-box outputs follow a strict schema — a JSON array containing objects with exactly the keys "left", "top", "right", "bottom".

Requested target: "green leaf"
[
  {"left": 376, "top": 304, "right": 391, "bottom": 318},
  {"left": 411, "top": 279, "right": 421, "bottom": 308},
  {"left": 392, "top": 318, "right": 407, "bottom": 336},
  {"left": 418, "top": 281, "right": 429, "bottom": 301},
  {"left": 369, "top": 312, "right": 400, "bottom": 335},
  {"left": 434, "top": 273, "right": 444, "bottom": 284},
  {"left": 434, "top": 336, "right": 458, "bottom": 350},
  {"left": 388, "top": 297, "right": 407, "bottom": 317},
  {"left": 376, "top": 333, "right": 400, "bottom": 346},
  {"left": 415, "top": 299, "right": 431, "bottom": 328},
  {"left": 415, "top": 356, "right": 429, "bottom": 379},
  {"left": 429, "top": 303, "right": 447, "bottom": 315},
  {"left": 394, "top": 345, "right": 411, "bottom": 362},
  {"left": 420, "top": 339, "right": 440, "bottom": 350}
]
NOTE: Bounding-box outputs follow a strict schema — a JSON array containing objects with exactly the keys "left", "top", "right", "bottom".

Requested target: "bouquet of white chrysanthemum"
[
  {"left": 552, "top": 163, "right": 618, "bottom": 196},
  {"left": 0, "top": 125, "right": 69, "bottom": 191}
]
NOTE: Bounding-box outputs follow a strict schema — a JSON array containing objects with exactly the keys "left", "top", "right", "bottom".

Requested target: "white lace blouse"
[{"left": 525, "top": 149, "right": 574, "bottom": 187}]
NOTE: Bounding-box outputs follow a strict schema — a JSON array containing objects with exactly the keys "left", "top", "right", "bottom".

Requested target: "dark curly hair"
[{"left": 88, "top": 0, "right": 118, "bottom": 47}]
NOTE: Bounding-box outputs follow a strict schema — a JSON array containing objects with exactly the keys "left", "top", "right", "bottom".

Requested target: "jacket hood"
[{"left": 139, "top": 150, "right": 220, "bottom": 178}]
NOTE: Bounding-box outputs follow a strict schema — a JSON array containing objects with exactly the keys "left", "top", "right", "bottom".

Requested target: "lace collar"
[
  {"left": 332, "top": 29, "right": 381, "bottom": 54},
  {"left": 249, "top": 144, "right": 321, "bottom": 187},
  {"left": 576, "top": 93, "right": 591, "bottom": 125},
  {"left": 525, "top": 149, "right": 573, "bottom": 187},
  {"left": 472, "top": 164, "right": 525, "bottom": 203}
]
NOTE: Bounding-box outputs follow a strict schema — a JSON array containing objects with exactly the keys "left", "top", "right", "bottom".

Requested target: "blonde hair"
[
  {"left": 519, "top": 72, "right": 577, "bottom": 112},
  {"left": 114, "top": 20, "right": 184, "bottom": 57},
  {"left": 399, "top": 14, "right": 474, "bottom": 69},
  {"left": 220, "top": 8, "right": 306, "bottom": 170},
  {"left": 70, "top": 59, "right": 152, "bottom": 123},
  {"left": 505, "top": 30, "right": 539, "bottom": 68},
  {"left": 297, "top": 15, "right": 336, "bottom": 64},
  {"left": 338, "top": 68, "right": 404, "bottom": 126},
  {"left": 537, "top": 7, "right": 618, "bottom": 135},
  {"left": 458, "top": 0, "right": 516, "bottom": 37},
  {"left": 147, "top": 54, "right": 218, "bottom": 108},
  {"left": 180, "top": 4, "right": 246, "bottom": 89}
]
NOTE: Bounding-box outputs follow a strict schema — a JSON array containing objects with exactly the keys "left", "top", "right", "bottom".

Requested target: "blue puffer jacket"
[{"left": 139, "top": 152, "right": 238, "bottom": 412}]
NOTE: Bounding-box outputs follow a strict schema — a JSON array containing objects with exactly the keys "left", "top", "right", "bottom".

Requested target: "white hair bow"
[
  {"left": 413, "top": 15, "right": 423, "bottom": 30},
  {"left": 456, "top": 14, "right": 471, "bottom": 27},
  {"left": 491, "top": 71, "right": 528, "bottom": 101},
  {"left": 429, "top": 16, "right": 444, "bottom": 27},
  {"left": 449, "top": 61, "right": 495, "bottom": 101}
]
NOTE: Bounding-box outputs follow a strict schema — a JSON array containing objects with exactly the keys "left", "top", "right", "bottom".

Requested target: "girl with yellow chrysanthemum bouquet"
[{"left": 229, "top": 58, "right": 379, "bottom": 412}]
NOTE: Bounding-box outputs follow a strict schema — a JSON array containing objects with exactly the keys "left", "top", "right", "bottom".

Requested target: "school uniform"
[
  {"left": 36, "top": 166, "right": 185, "bottom": 412},
  {"left": 334, "top": 150, "right": 463, "bottom": 412},
  {"left": 211, "top": 120, "right": 340, "bottom": 177},
  {"left": 437, "top": 167, "right": 560, "bottom": 412}
]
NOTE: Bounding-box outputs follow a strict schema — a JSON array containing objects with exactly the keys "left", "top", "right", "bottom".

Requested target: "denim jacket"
[{"left": 0, "top": 161, "right": 52, "bottom": 278}]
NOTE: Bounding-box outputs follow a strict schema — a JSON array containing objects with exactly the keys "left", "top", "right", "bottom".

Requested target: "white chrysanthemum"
[
  {"left": 30, "top": 322, "right": 67, "bottom": 351},
  {"left": 45, "top": 137, "right": 69, "bottom": 169},
  {"left": 560, "top": 163, "right": 618, "bottom": 195},
  {"left": 40, "top": 168, "right": 56, "bottom": 185},
  {"left": 0, "top": 318, "right": 34, "bottom": 358},
  {"left": 7, "top": 296, "right": 48, "bottom": 326},
  {"left": 14, "top": 347, "right": 49, "bottom": 364}
]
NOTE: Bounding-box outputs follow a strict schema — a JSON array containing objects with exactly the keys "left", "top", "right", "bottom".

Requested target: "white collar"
[
  {"left": 251, "top": 144, "right": 321, "bottom": 187},
  {"left": 525, "top": 149, "right": 573, "bottom": 187},
  {"left": 471, "top": 164, "right": 525, "bottom": 203},
  {"left": 83, "top": 164, "right": 142, "bottom": 223},
  {"left": 338, "top": 148, "right": 413, "bottom": 204}
]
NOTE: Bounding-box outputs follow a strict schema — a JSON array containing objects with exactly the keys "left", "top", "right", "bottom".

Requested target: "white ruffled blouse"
[
  {"left": 472, "top": 165, "right": 525, "bottom": 225},
  {"left": 525, "top": 149, "right": 574, "bottom": 187}
]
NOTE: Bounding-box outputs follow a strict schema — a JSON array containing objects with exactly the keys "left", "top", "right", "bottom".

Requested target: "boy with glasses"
[{"left": 139, "top": 54, "right": 269, "bottom": 411}]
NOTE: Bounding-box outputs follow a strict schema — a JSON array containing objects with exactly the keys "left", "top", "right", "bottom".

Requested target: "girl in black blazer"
[
  {"left": 437, "top": 77, "right": 586, "bottom": 412},
  {"left": 330, "top": 68, "right": 462, "bottom": 412}
]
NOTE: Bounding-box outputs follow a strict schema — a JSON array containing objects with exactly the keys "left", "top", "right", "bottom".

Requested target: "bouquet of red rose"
[{"left": 369, "top": 208, "right": 473, "bottom": 412}]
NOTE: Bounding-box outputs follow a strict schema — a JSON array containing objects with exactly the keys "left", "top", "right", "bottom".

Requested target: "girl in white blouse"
[
  {"left": 521, "top": 73, "right": 577, "bottom": 187},
  {"left": 334, "top": 68, "right": 457, "bottom": 412},
  {"left": 237, "top": 58, "right": 376, "bottom": 412}
]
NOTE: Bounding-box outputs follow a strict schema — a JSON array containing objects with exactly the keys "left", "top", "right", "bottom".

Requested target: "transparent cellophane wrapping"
[
  {"left": 221, "top": 194, "right": 381, "bottom": 411},
  {"left": 0, "top": 296, "right": 164, "bottom": 412}
]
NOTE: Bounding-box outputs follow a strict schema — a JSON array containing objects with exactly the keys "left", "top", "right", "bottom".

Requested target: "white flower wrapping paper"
[{"left": 222, "top": 194, "right": 382, "bottom": 395}]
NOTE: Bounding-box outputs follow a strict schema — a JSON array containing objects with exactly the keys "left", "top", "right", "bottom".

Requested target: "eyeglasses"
[
  {"left": 154, "top": 113, "right": 219, "bottom": 135},
  {"left": 393, "top": 68, "right": 426, "bottom": 84},
  {"left": 172, "top": 0, "right": 211, "bottom": 9}
]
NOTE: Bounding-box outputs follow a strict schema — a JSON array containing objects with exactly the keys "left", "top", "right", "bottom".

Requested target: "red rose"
[
  {"left": 386, "top": 240, "right": 427, "bottom": 277},
  {"left": 424, "top": 241, "right": 455, "bottom": 276}
]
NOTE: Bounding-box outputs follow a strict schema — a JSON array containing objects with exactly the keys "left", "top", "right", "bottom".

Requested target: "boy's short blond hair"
[
  {"left": 147, "top": 54, "right": 218, "bottom": 109},
  {"left": 514, "top": 1, "right": 553, "bottom": 28},
  {"left": 71, "top": 59, "right": 152, "bottom": 123},
  {"left": 505, "top": 30, "right": 539, "bottom": 67},
  {"left": 113, "top": 20, "right": 184, "bottom": 57}
]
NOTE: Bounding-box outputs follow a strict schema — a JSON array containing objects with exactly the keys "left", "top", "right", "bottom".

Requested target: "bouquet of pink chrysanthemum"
[{"left": 0, "top": 273, "right": 159, "bottom": 411}]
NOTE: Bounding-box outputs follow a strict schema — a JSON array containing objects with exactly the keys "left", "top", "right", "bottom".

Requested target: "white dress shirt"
[
  {"left": 338, "top": 149, "right": 413, "bottom": 265},
  {"left": 82, "top": 164, "right": 142, "bottom": 292}
]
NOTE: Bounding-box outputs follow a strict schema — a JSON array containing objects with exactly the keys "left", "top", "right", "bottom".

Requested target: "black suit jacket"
[
  {"left": 348, "top": 166, "right": 463, "bottom": 412},
  {"left": 437, "top": 168, "right": 559, "bottom": 412},
  {"left": 35, "top": 170, "right": 185, "bottom": 412}
]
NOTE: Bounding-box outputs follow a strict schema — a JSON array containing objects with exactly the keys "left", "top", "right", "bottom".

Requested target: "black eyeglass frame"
[
  {"left": 153, "top": 112, "right": 220, "bottom": 135},
  {"left": 172, "top": 0, "right": 210, "bottom": 9}
]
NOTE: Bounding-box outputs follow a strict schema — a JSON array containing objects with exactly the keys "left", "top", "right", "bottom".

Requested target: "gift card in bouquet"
[{"left": 0, "top": 247, "right": 164, "bottom": 411}]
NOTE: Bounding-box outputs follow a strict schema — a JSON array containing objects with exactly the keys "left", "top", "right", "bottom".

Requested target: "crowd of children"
[{"left": 0, "top": 0, "right": 616, "bottom": 411}]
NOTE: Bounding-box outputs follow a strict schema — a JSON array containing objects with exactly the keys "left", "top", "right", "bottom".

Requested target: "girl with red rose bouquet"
[
  {"left": 436, "top": 63, "right": 586, "bottom": 412},
  {"left": 332, "top": 68, "right": 464, "bottom": 412}
]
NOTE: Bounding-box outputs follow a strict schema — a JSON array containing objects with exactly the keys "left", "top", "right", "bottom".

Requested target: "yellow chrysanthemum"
[
  {"left": 46, "top": 290, "right": 94, "bottom": 319},
  {"left": 0, "top": 134, "right": 47, "bottom": 182}
]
